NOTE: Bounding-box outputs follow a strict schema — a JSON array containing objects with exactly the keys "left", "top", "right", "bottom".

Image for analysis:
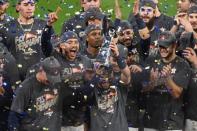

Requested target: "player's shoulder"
[
  {"left": 175, "top": 56, "right": 190, "bottom": 68},
  {"left": 4, "top": 18, "right": 18, "bottom": 26},
  {"left": 77, "top": 54, "right": 93, "bottom": 69},
  {"left": 0, "top": 19, "right": 18, "bottom": 32},
  {"left": 15, "top": 76, "right": 35, "bottom": 94},
  {"left": 34, "top": 18, "right": 47, "bottom": 26}
]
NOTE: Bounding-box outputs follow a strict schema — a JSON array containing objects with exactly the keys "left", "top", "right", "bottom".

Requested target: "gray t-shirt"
[
  {"left": 11, "top": 76, "right": 61, "bottom": 131},
  {"left": 90, "top": 81, "right": 129, "bottom": 131}
]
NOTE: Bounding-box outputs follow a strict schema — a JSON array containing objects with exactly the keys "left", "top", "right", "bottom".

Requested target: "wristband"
[{"left": 44, "top": 24, "right": 52, "bottom": 32}]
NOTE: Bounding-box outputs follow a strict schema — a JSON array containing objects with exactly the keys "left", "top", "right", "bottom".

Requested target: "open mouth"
[
  {"left": 142, "top": 17, "right": 150, "bottom": 20},
  {"left": 26, "top": 12, "right": 33, "bottom": 14},
  {"left": 69, "top": 49, "right": 77, "bottom": 56}
]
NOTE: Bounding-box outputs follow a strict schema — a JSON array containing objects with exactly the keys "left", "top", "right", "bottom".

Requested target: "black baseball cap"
[
  {"left": 84, "top": 7, "right": 105, "bottom": 23},
  {"left": 140, "top": 0, "right": 156, "bottom": 9},
  {"left": 17, "top": 0, "right": 35, "bottom": 4},
  {"left": 158, "top": 31, "right": 176, "bottom": 48},
  {"left": 54, "top": 31, "right": 79, "bottom": 47},
  {"left": 85, "top": 24, "right": 102, "bottom": 35},
  {"left": 41, "top": 56, "right": 61, "bottom": 84},
  {"left": 119, "top": 20, "right": 133, "bottom": 32},
  {"left": 59, "top": 31, "right": 78, "bottom": 44},
  {"left": 188, "top": 6, "right": 197, "bottom": 15}
]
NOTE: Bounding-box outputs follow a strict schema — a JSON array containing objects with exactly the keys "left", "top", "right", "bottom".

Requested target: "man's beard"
[
  {"left": 194, "top": 28, "right": 197, "bottom": 33},
  {"left": 119, "top": 39, "right": 133, "bottom": 47},
  {"left": 123, "top": 39, "right": 133, "bottom": 47},
  {"left": 92, "top": 41, "right": 102, "bottom": 48},
  {"left": 146, "top": 17, "right": 155, "bottom": 30}
]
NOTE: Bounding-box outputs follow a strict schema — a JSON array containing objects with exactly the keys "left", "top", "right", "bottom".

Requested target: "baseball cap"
[
  {"left": 158, "top": 31, "right": 176, "bottom": 48},
  {"left": 41, "top": 56, "right": 61, "bottom": 84},
  {"left": 17, "top": 0, "right": 35, "bottom": 4},
  {"left": 119, "top": 20, "right": 133, "bottom": 32},
  {"left": 55, "top": 31, "right": 79, "bottom": 47},
  {"left": 188, "top": 6, "right": 197, "bottom": 15},
  {"left": 59, "top": 31, "right": 78, "bottom": 43},
  {"left": 84, "top": 7, "right": 105, "bottom": 23},
  {"left": 140, "top": 0, "right": 156, "bottom": 9},
  {"left": 85, "top": 24, "right": 102, "bottom": 35}
]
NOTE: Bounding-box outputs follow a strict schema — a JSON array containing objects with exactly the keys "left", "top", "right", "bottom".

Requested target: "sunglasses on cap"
[
  {"left": 87, "top": 0, "right": 99, "bottom": 2},
  {"left": 177, "top": 13, "right": 187, "bottom": 18},
  {"left": 140, "top": 7, "right": 153, "bottom": 13}
]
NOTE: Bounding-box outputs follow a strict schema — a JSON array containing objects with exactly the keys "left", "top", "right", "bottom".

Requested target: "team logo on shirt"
[
  {"left": 62, "top": 65, "right": 84, "bottom": 88},
  {"left": 35, "top": 89, "right": 58, "bottom": 116},
  {"left": 36, "top": 30, "right": 42, "bottom": 34},
  {"left": 97, "top": 86, "right": 118, "bottom": 113},
  {"left": 15, "top": 32, "right": 41, "bottom": 55}
]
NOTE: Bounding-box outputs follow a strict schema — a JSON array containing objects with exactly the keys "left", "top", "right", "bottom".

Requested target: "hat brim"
[{"left": 158, "top": 41, "right": 171, "bottom": 48}]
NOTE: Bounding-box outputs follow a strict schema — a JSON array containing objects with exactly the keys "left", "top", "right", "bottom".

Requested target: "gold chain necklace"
[{"left": 18, "top": 19, "right": 34, "bottom": 32}]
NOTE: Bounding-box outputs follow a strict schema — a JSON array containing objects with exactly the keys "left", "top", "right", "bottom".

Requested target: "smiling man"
[
  {"left": 142, "top": 31, "right": 191, "bottom": 131},
  {"left": 170, "top": 5, "right": 197, "bottom": 55},
  {"left": 187, "top": 5, "right": 197, "bottom": 41},
  {"left": 129, "top": 0, "right": 162, "bottom": 60},
  {"left": 177, "top": 0, "right": 197, "bottom": 12},
  {"left": 51, "top": 31, "right": 93, "bottom": 131},
  {"left": 81, "top": 24, "right": 104, "bottom": 61}
]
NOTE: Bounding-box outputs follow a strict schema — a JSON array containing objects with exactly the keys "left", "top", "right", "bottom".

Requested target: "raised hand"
[
  {"left": 161, "top": 64, "right": 172, "bottom": 78},
  {"left": 133, "top": 0, "right": 139, "bottom": 16},
  {"left": 183, "top": 47, "right": 197, "bottom": 68},
  {"left": 115, "top": 0, "right": 122, "bottom": 19},
  {"left": 47, "top": 7, "right": 62, "bottom": 26}
]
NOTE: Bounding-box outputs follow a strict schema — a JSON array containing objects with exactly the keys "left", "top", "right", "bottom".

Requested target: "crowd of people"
[{"left": 0, "top": 0, "right": 197, "bottom": 131}]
